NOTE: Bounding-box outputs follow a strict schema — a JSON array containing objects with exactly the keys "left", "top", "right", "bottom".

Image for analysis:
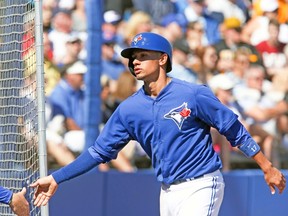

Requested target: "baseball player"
[
  {"left": 0, "top": 186, "right": 29, "bottom": 216},
  {"left": 30, "top": 32, "right": 286, "bottom": 215}
]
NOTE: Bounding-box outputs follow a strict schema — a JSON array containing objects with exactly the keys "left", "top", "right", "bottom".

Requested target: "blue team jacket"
[
  {"left": 0, "top": 186, "right": 12, "bottom": 204},
  {"left": 92, "top": 78, "right": 245, "bottom": 184}
]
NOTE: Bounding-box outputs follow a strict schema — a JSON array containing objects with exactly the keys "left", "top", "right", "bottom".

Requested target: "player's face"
[{"left": 131, "top": 50, "right": 164, "bottom": 81}]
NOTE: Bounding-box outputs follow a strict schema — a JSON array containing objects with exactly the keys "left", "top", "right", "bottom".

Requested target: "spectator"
[
  {"left": 42, "top": 0, "right": 58, "bottom": 16},
  {"left": 157, "top": 13, "right": 188, "bottom": 43},
  {"left": 43, "top": 30, "right": 61, "bottom": 96},
  {"left": 70, "top": 0, "right": 88, "bottom": 61},
  {"left": 241, "top": 0, "right": 279, "bottom": 46},
  {"left": 252, "top": 0, "right": 288, "bottom": 24},
  {"left": 120, "top": 11, "right": 153, "bottom": 49},
  {"left": 49, "top": 60, "right": 87, "bottom": 154},
  {"left": 186, "top": 20, "right": 208, "bottom": 52},
  {"left": 58, "top": 34, "right": 84, "bottom": 73},
  {"left": 101, "top": 30, "right": 126, "bottom": 83},
  {"left": 234, "top": 65, "right": 287, "bottom": 133},
  {"left": 42, "top": 32, "right": 75, "bottom": 166},
  {"left": 206, "top": 0, "right": 247, "bottom": 23},
  {"left": 225, "top": 47, "right": 252, "bottom": 86},
  {"left": 215, "top": 17, "right": 242, "bottom": 53},
  {"left": 270, "top": 43, "right": 288, "bottom": 150},
  {"left": 20, "top": 54, "right": 68, "bottom": 169},
  {"left": 103, "top": 71, "right": 137, "bottom": 115},
  {"left": 168, "top": 38, "right": 198, "bottom": 83},
  {"left": 49, "top": 61, "right": 134, "bottom": 171},
  {"left": 48, "top": 9, "right": 79, "bottom": 65},
  {"left": 22, "top": 10, "right": 36, "bottom": 75},
  {"left": 271, "top": 44, "right": 288, "bottom": 94},
  {"left": 208, "top": 74, "right": 237, "bottom": 171},
  {"left": 209, "top": 73, "right": 275, "bottom": 165},
  {"left": 213, "top": 17, "right": 262, "bottom": 65},
  {"left": 255, "top": 18, "right": 287, "bottom": 78},
  {"left": 184, "top": 0, "right": 224, "bottom": 45},
  {"left": 20, "top": 68, "right": 74, "bottom": 168},
  {"left": 71, "top": 0, "right": 87, "bottom": 33},
  {"left": 233, "top": 65, "right": 288, "bottom": 160},
  {"left": 42, "top": 4, "right": 54, "bottom": 31},
  {"left": 216, "top": 49, "right": 235, "bottom": 74},
  {"left": 45, "top": 97, "right": 76, "bottom": 168},
  {"left": 194, "top": 45, "right": 219, "bottom": 84},
  {"left": 103, "top": 10, "right": 125, "bottom": 60},
  {"left": 103, "top": 10, "right": 123, "bottom": 40},
  {"left": 132, "top": 0, "right": 174, "bottom": 24}
]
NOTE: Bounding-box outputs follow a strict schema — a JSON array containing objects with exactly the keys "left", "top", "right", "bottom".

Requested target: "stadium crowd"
[{"left": 41, "top": 0, "right": 288, "bottom": 171}]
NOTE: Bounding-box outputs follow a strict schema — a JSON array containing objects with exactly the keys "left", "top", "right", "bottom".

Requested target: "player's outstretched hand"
[
  {"left": 10, "top": 187, "right": 30, "bottom": 216},
  {"left": 30, "top": 175, "right": 58, "bottom": 207},
  {"left": 264, "top": 166, "right": 286, "bottom": 195}
]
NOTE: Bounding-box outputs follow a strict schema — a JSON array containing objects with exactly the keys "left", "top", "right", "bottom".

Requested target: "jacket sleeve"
[{"left": 0, "top": 186, "right": 13, "bottom": 204}]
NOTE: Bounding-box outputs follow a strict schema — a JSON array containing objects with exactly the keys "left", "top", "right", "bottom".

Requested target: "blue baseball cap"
[{"left": 102, "top": 30, "right": 116, "bottom": 44}]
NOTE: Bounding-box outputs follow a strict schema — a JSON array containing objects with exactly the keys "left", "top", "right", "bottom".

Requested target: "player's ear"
[{"left": 159, "top": 53, "right": 168, "bottom": 67}]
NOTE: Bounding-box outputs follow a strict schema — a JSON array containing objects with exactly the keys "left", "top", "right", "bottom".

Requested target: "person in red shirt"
[{"left": 255, "top": 18, "right": 287, "bottom": 77}]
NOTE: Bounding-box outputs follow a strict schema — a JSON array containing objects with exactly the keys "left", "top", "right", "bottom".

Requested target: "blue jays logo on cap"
[
  {"left": 164, "top": 102, "right": 191, "bottom": 129},
  {"left": 132, "top": 34, "right": 143, "bottom": 45}
]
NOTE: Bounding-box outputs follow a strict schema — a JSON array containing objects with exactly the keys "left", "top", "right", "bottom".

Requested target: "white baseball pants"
[{"left": 160, "top": 169, "right": 225, "bottom": 216}]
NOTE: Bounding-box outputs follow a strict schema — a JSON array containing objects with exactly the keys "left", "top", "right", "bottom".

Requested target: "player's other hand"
[
  {"left": 30, "top": 175, "right": 58, "bottom": 207},
  {"left": 10, "top": 187, "right": 30, "bottom": 216},
  {"left": 264, "top": 166, "right": 286, "bottom": 195}
]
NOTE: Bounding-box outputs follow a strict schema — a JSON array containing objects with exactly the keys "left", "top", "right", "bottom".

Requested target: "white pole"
[{"left": 34, "top": 0, "right": 49, "bottom": 215}]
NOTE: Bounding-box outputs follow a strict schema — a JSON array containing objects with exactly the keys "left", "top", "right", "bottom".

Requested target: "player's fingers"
[
  {"left": 34, "top": 193, "right": 46, "bottom": 207},
  {"left": 33, "top": 188, "right": 41, "bottom": 200},
  {"left": 282, "top": 174, "right": 286, "bottom": 184},
  {"left": 278, "top": 181, "right": 286, "bottom": 194},
  {"left": 33, "top": 190, "right": 38, "bottom": 200},
  {"left": 42, "top": 196, "right": 50, "bottom": 206},
  {"left": 34, "top": 192, "right": 47, "bottom": 206},
  {"left": 21, "top": 187, "right": 27, "bottom": 195},
  {"left": 276, "top": 174, "right": 286, "bottom": 194},
  {"left": 33, "top": 194, "right": 41, "bottom": 206},
  {"left": 35, "top": 191, "right": 52, "bottom": 207},
  {"left": 269, "top": 185, "right": 275, "bottom": 195},
  {"left": 29, "top": 181, "right": 39, "bottom": 188}
]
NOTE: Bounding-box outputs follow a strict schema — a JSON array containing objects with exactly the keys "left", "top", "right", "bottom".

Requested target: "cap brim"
[
  {"left": 121, "top": 47, "right": 154, "bottom": 58},
  {"left": 121, "top": 47, "right": 137, "bottom": 58}
]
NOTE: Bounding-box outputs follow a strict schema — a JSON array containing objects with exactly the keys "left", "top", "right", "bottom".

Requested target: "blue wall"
[{"left": 49, "top": 169, "right": 288, "bottom": 216}]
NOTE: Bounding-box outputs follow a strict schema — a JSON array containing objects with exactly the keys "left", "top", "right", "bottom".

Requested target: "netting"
[{"left": 0, "top": 1, "right": 41, "bottom": 215}]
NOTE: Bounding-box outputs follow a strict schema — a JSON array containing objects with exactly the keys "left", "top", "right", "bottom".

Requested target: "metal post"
[{"left": 34, "top": 0, "right": 49, "bottom": 215}]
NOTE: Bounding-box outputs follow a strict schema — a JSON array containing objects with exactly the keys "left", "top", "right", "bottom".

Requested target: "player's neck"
[{"left": 144, "top": 76, "right": 171, "bottom": 98}]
